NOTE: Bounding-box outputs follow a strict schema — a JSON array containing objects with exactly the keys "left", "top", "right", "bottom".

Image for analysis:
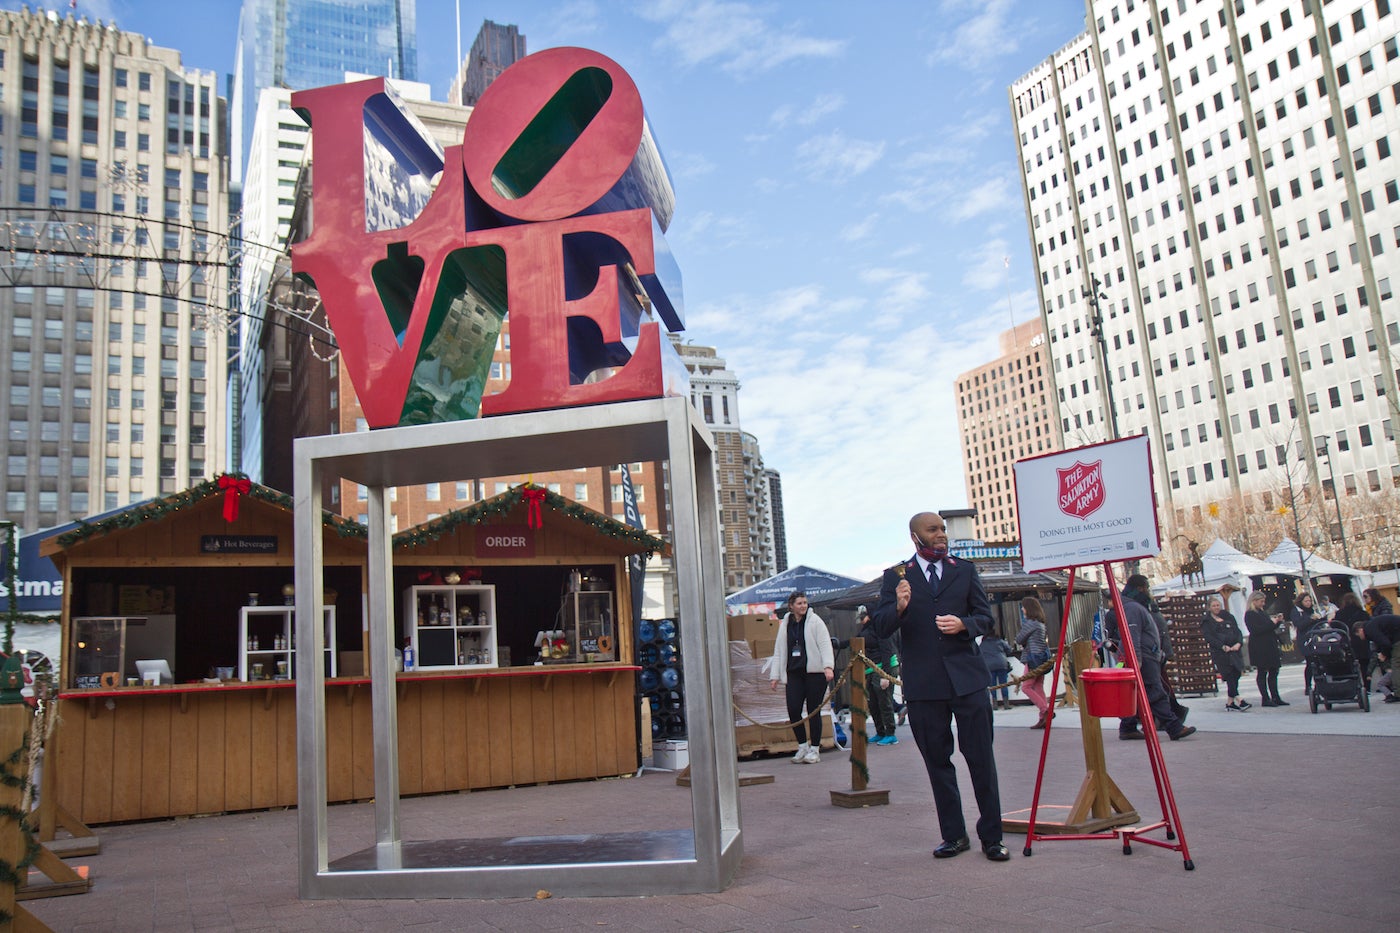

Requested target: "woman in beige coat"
[{"left": 769, "top": 591, "right": 835, "bottom": 763}]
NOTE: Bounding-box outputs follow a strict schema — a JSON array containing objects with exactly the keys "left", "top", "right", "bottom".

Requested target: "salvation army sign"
[
  {"left": 1056, "top": 460, "right": 1104, "bottom": 519},
  {"left": 1014, "top": 435, "right": 1161, "bottom": 572}
]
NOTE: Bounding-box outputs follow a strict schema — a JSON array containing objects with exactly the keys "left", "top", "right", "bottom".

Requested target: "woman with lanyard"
[{"left": 769, "top": 591, "right": 835, "bottom": 763}]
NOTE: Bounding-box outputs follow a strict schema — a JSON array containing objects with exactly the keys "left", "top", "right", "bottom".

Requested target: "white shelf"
[
  {"left": 405, "top": 584, "right": 498, "bottom": 671},
  {"left": 238, "top": 605, "right": 337, "bottom": 681}
]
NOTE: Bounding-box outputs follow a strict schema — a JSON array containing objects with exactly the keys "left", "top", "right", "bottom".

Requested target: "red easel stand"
[{"left": 1022, "top": 561, "right": 1194, "bottom": 870}]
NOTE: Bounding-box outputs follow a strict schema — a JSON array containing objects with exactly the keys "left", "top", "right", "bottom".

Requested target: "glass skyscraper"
[{"left": 232, "top": 0, "right": 417, "bottom": 178}]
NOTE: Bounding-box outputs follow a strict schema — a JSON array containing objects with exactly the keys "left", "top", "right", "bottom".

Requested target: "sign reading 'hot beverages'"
[{"left": 291, "top": 48, "right": 688, "bottom": 428}]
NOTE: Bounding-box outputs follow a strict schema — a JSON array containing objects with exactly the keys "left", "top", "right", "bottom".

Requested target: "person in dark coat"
[
  {"left": 1359, "top": 615, "right": 1400, "bottom": 702},
  {"left": 1201, "top": 593, "right": 1250, "bottom": 711},
  {"left": 856, "top": 607, "right": 901, "bottom": 744},
  {"left": 1362, "top": 587, "right": 1392, "bottom": 617},
  {"left": 1112, "top": 584, "right": 1194, "bottom": 740},
  {"left": 1292, "top": 592, "right": 1327, "bottom": 692},
  {"left": 1114, "top": 574, "right": 1189, "bottom": 738},
  {"left": 1243, "top": 590, "right": 1287, "bottom": 706},
  {"left": 1333, "top": 592, "right": 1372, "bottom": 691},
  {"left": 873, "top": 511, "right": 1009, "bottom": 862},
  {"left": 978, "top": 632, "right": 1013, "bottom": 711}
]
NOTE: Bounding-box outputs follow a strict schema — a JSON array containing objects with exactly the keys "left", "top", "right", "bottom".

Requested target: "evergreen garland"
[
  {"left": 392, "top": 483, "right": 668, "bottom": 556},
  {"left": 54, "top": 474, "right": 368, "bottom": 549},
  {"left": 0, "top": 734, "right": 39, "bottom": 922}
]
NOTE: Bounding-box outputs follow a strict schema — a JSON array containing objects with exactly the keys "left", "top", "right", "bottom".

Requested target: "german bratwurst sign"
[
  {"left": 290, "top": 48, "right": 687, "bottom": 428},
  {"left": 1014, "top": 435, "right": 1161, "bottom": 572}
]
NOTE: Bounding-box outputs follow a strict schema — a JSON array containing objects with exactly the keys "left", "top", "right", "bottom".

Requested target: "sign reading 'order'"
[{"left": 474, "top": 526, "right": 535, "bottom": 558}]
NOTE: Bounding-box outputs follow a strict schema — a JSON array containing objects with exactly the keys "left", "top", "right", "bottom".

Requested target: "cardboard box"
[
  {"left": 653, "top": 739, "right": 688, "bottom": 770},
  {"left": 338, "top": 651, "right": 365, "bottom": 676}
]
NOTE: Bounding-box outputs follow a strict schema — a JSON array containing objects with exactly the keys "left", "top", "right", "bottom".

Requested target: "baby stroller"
[{"left": 1302, "top": 623, "right": 1370, "bottom": 713}]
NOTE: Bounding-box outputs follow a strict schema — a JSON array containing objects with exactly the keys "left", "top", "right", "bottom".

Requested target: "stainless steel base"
[{"left": 294, "top": 397, "right": 742, "bottom": 899}]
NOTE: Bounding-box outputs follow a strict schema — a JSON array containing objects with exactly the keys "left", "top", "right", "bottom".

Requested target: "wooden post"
[
  {"left": 1002, "top": 640, "right": 1137, "bottom": 834},
  {"left": 0, "top": 704, "right": 53, "bottom": 931},
  {"left": 831, "top": 636, "right": 889, "bottom": 808},
  {"left": 849, "top": 636, "right": 868, "bottom": 791}
]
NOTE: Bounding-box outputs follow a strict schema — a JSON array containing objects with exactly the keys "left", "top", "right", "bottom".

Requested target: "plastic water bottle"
[{"left": 403, "top": 647, "right": 415, "bottom": 671}]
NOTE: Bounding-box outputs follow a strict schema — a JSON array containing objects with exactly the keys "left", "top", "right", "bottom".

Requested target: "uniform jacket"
[{"left": 873, "top": 554, "right": 993, "bottom": 700}]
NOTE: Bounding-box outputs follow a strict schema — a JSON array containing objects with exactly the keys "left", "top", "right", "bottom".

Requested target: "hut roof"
[
  {"left": 392, "top": 484, "right": 668, "bottom": 557},
  {"left": 39, "top": 474, "right": 366, "bottom": 558}
]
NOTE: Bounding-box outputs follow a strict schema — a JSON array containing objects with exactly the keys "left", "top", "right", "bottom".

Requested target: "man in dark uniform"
[{"left": 873, "top": 511, "right": 1009, "bottom": 862}]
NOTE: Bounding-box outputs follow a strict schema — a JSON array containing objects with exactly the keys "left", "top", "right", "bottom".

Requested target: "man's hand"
[
  {"left": 936, "top": 614, "right": 965, "bottom": 635},
  {"left": 879, "top": 678, "right": 890, "bottom": 690},
  {"left": 896, "top": 578, "right": 911, "bottom": 613},
  {"left": 770, "top": 679, "right": 778, "bottom": 691},
  {"left": 824, "top": 666, "right": 834, "bottom": 682}
]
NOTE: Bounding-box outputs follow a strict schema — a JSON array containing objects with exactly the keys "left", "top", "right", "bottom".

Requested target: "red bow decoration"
[
  {"left": 522, "top": 486, "right": 547, "bottom": 529},
  {"left": 218, "top": 474, "right": 252, "bottom": 522}
]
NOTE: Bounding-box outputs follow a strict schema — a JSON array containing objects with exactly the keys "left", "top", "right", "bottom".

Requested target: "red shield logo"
[{"left": 1056, "top": 460, "right": 1105, "bottom": 520}]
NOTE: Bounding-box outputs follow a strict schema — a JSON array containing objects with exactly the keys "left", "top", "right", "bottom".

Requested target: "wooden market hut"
[
  {"left": 39, "top": 478, "right": 369, "bottom": 826},
  {"left": 40, "top": 480, "right": 665, "bottom": 827}
]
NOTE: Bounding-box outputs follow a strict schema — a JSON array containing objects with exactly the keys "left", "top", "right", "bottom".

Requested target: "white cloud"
[
  {"left": 770, "top": 92, "right": 845, "bottom": 128},
  {"left": 668, "top": 151, "right": 716, "bottom": 180},
  {"left": 794, "top": 130, "right": 886, "bottom": 182},
  {"left": 640, "top": 1, "right": 845, "bottom": 76},
  {"left": 929, "top": 0, "right": 1023, "bottom": 69},
  {"left": 860, "top": 267, "right": 931, "bottom": 313},
  {"left": 960, "top": 239, "right": 1012, "bottom": 291},
  {"left": 841, "top": 213, "right": 880, "bottom": 242},
  {"left": 949, "top": 175, "right": 1017, "bottom": 221}
]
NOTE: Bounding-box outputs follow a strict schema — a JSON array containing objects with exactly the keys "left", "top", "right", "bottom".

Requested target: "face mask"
[{"left": 912, "top": 532, "right": 948, "bottom": 562}]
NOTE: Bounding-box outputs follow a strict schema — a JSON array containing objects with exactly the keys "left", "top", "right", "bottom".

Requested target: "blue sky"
[{"left": 42, "top": 0, "right": 1089, "bottom": 581}]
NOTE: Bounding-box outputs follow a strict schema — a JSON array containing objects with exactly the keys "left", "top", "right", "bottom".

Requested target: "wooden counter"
[{"left": 54, "top": 665, "right": 641, "bottom": 825}]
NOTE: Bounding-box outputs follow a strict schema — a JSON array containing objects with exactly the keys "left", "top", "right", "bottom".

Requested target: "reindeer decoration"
[{"left": 1179, "top": 539, "right": 1205, "bottom": 588}]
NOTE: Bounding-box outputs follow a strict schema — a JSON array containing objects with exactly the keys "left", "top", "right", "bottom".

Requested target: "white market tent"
[
  {"left": 1153, "top": 539, "right": 1300, "bottom": 618},
  {"left": 1265, "top": 537, "right": 1372, "bottom": 595}
]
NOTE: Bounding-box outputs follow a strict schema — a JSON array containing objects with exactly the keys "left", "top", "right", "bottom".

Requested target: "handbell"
[{"left": 894, "top": 563, "right": 907, "bottom": 579}]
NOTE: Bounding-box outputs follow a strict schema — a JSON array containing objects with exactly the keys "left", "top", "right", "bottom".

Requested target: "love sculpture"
[{"left": 290, "top": 47, "right": 686, "bottom": 428}]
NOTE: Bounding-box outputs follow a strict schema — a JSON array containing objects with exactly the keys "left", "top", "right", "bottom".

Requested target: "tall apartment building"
[
  {"left": 671, "top": 338, "right": 783, "bottom": 592},
  {"left": 764, "top": 467, "right": 788, "bottom": 573},
  {"left": 0, "top": 9, "right": 229, "bottom": 535},
  {"left": 956, "top": 319, "right": 1060, "bottom": 542},
  {"left": 451, "top": 20, "right": 526, "bottom": 107},
  {"left": 1012, "top": 0, "right": 1400, "bottom": 541}
]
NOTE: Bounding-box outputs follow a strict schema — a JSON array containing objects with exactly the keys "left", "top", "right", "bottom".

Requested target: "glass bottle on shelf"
[{"left": 438, "top": 597, "right": 452, "bottom": 626}]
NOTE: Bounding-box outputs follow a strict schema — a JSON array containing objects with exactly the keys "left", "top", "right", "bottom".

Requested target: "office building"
[
  {"left": 0, "top": 9, "right": 229, "bottom": 534},
  {"left": 231, "top": 0, "right": 416, "bottom": 180},
  {"left": 231, "top": 0, "right": 419, "bottom": 479},
  {"left": 451, "top": 20, "right": 525, "bottom": 107},
  {"left": 1011, "top": 0, "right": 1399, "bottom": 550},
  {"left": 956, "top": 319, "right": 1060, "bottom": 542}
]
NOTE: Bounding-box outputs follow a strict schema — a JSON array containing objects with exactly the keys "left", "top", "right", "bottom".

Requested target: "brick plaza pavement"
[{"left": 28, "top": 664, "right": 1400, "bottom": 932}]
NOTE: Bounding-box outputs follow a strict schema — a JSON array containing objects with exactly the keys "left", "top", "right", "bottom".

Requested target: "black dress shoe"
[
  {"left": 1260, "top": 699, "right": 1279, "bottom": 707},
  {"left": 1273, "top": 699, "right": 1290, "bottom": 706},
  {"left": 933, "top": 837, "right": 971, "bottom": 859},
  {"left": 983, "top": 842, "right": 1011, "bottom": 861},
  {"left": 1118, "top": 730, "right": 1145, "bottom": 740}
]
